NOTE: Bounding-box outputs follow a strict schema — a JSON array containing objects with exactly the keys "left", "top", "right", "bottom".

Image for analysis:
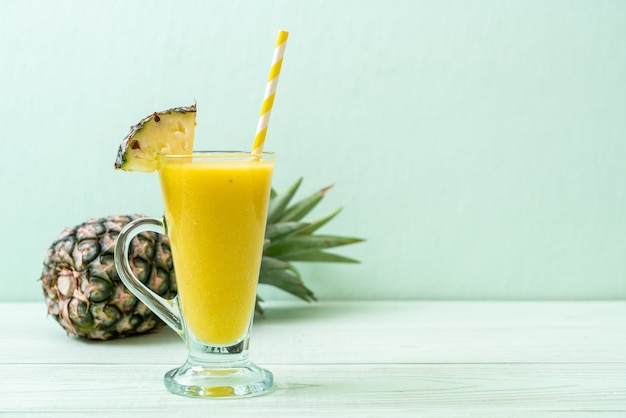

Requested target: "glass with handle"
[{"left": 114, "top": 151, "right": 275, "bottom": 398}]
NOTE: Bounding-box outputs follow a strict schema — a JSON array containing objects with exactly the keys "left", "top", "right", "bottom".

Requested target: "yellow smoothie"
[{"left": 157, "top": 154, "right": 274, "bottom": 345}]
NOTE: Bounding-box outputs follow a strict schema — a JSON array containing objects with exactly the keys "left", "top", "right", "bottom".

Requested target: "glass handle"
[{"left": 114, "top": 217, "right": 183, "bottom": 335}]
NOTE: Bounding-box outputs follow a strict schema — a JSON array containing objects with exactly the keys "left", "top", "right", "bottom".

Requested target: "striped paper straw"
[{"left": 252, "top": 30, "right": 289, "bottom": 155}]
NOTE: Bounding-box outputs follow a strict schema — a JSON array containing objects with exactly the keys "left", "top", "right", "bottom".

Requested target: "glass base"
[{"left": 164, "top": 355, "right": 273, "bottom": 398}]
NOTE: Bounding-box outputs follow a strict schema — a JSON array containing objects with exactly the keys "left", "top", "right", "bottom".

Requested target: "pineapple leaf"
[
  {"left": 279, "top": 250, "right": 361, "bottom": 263},
  {"left": 265, "top": 222, "right": 306, "bottom": 241},
  {"left": 260, "top": 255, "right": 292, "bottom": 270},
  {"left": 259, "top": 268, "right": 317, "bottom": 302},
  {"left": 267, "top": 177, "right": 303, "bottom": 224},
  {"left": 296, "top": 207, "right": 343, "bottom": 236},
  {"left": 257, "top": 178, "right": 364, "bottom": 314},
  {"left": 260, "top": 256, "right": 301, "bottom": 278},
  {"left": 278, "top": 184, "right": 333, "bottom": 223},
  {"left": 264, "top": 235, "right": 364, "bottom": 258}
]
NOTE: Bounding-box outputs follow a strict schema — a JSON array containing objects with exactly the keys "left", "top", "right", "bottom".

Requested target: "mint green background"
[{"left": 1, "top": 0, "right": 624, "bottom": 302}]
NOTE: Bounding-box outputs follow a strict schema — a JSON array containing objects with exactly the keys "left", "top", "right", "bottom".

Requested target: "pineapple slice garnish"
[{"left": 114, "top": 103, "right": 197, "bottom": 172}]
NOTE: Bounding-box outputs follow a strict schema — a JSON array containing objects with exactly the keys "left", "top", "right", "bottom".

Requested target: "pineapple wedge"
[{"left": 114, "top": 103, "right": 197, "bottom": 172}]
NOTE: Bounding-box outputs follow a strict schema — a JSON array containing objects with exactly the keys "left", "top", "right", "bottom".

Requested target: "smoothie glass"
[{"left": 114, "top": 151, "right": 274, "bottom": 398}]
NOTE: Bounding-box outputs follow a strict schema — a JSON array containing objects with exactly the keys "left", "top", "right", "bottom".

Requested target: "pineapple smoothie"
[{"left": 157, "top": 155, "right": 274, "bottom": 345}]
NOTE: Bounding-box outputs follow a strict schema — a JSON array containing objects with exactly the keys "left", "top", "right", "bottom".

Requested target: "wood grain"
[{"left": 1, "top": 301, "right": 625, "bottom": 416}]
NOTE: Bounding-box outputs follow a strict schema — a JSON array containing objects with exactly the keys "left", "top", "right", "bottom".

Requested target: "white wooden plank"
[
  {"left": 2, "top": 302, "right": 625, "bottom": 365},
  {"left": 0, "top": 363, "right": 624, "bottom": 416},
  {"left": 2, "top": 301, "right": 625, "bottom": 416}
]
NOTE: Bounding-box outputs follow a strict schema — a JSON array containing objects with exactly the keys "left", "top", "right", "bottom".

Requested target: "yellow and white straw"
[{"left": 252, "top": 30, "right": 289, "bottom": 155}]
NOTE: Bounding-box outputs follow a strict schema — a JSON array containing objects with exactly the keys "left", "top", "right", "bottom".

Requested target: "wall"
[{"left": 1, "top": 0, "right": 624, "bottom": 302}]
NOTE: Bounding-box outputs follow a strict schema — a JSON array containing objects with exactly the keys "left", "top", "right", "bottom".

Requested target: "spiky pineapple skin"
[{"left": 40, "top": 215, "right": 176, "bottom": 340}]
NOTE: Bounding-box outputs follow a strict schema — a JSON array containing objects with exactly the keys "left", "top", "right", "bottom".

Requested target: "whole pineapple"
[
  {"left": 40, "top": 215, "right": 176, "bottom": 340},
  {"left": 40, "top": 180, "right": 362, "bottom": 340}
]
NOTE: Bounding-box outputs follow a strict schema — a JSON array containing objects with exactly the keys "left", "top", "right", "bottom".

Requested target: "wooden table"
[{"left": 1, "top": 301, "right": 625, "bottom": 416}]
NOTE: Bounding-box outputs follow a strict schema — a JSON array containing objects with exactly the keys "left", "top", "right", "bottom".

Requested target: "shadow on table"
[{"left": 72, "top": 326, "right": 181, "bottom": 346}]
